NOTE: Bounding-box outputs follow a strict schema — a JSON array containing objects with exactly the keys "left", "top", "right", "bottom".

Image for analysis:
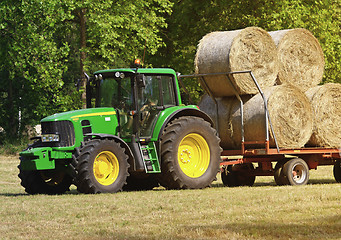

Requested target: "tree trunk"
[
  {"left": 7, "top": 77, "right": 18, "bottom": 138},
  {"left": 79, "top": 8, "right": 87, "bottom": 109}
]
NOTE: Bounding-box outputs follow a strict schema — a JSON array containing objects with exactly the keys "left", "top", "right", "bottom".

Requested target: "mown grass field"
[{"left": 1, "top": 155, "right": 340, "bottom": 240}]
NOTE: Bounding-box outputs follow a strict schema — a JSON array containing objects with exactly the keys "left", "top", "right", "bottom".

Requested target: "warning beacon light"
[{"left": 134, "top": 58, "right": 142, "bottom": 68}]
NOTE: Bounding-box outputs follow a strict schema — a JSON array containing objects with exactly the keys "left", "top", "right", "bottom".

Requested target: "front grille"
[{"left": 41, "top": 121, "right": 75, "bottom": 147}]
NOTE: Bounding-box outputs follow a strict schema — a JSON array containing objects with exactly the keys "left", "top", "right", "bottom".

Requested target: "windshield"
[{"left": 97, "top": 76, "right": 133, "bottom": 111}]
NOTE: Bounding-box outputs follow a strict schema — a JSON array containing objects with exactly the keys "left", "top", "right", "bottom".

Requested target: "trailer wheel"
[
  {"left": 282, "top": 158, "right": 309, "bottom": 185},
  {"left": 221, "top": 163, "right": 255, "bottom": 187},
  {"left": 158, "top": 116, "right": 221, "bottom": 189},
  {"left": 333, "top": 161, "right": 341, "bottom": 183},
  {"left": 18, "top": 163, "right": 72, "bottom": 194},
  {"left": 75, "top": 139, "right": 129, "bottom": 194},
  {"left": 274, "top": 161, "right": 285, "bottom": 186},
  {"left": 221, "top": 166, "right": 235, "bottom": 187}
]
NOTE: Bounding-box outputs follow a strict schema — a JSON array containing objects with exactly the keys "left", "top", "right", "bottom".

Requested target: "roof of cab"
[{"left": 94, "top": 68, "right": 177, "bottom": 75}]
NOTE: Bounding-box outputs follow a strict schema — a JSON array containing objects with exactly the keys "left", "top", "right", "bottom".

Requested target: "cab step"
[{"left": 139, "top": 142, "right": 161, "bottom": 173}]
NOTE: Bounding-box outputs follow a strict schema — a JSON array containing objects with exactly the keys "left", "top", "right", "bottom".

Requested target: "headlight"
[{"left": 41, "top": 134, "right": 60, "bottom": 142}]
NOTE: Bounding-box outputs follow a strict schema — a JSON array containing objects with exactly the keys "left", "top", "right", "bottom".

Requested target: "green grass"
[{"left": 1, "top": 155, "right": 340, "bottom": 240}]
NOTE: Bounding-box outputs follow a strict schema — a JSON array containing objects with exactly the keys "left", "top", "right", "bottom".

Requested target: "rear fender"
[{"left": 156, "top": 107, "right": 214, "bottom": 140}]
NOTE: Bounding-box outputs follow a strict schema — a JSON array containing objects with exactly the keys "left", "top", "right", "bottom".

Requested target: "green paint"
[
  {"left": 20, "top": 147, "right": 55, "bottom": 170},
  {"left": 19, "top": 68, "right": 202, "bottom": 173},
  {"left": 150, "top": 105, "right": 198, "bottom": 141}
]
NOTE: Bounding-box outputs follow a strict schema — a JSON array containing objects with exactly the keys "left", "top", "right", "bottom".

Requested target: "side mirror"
[{"left": 136, "top": 73, "right": 146, "bottom": 88}]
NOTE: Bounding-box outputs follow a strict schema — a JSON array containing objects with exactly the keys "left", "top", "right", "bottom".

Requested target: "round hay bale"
[
  {"left": 199, "top": 85, "right": 313, "bottom": 149},
  {"left": 198, "top": 95, "right": 251, "bottom": 149},
  {"left": 195, "top": 27, "right": 278, "bottom": 97},
  {"left": 269, "top": 29, "right": 325, "bottom": 91},
  {"left": 305, "top": 83, "right": 341, "bottom": 147}
]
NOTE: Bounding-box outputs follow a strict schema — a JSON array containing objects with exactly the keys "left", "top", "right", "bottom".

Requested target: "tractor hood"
[
  {"left": 41, "top": 108, "right": 116, "bottom": 122},
  {"left": 39, "top": 107, "right": 119, "bottom": 149}
]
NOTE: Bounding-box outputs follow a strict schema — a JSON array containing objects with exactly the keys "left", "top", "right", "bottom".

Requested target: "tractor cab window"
[
  {"left": 97, "top": 76, "right": 133, "bottom": 112},
  {"left": 138, "top": 74, "right": 176, "bottom": 137},
  {"left": 138, "top": 75, "right": 160, "bottom": 110},
  {"left": 161, "top": 75, "right": 176, "bottom": 106},
  {"left": 95, "top": 74, "right": 134, "bottom": 137}
]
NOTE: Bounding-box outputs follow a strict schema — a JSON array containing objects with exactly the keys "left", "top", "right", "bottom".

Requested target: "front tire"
[
  {"left": 18, "top": 163, "right": 72, "bottom": 195},
  {"left": 75, "top": 139, "right": 129, "bottom": 194},
  {"left": 158, "top": 116, "right": 221, "bottom": 189}
]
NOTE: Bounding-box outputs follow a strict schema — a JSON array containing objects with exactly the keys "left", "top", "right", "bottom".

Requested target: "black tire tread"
[
  {"left": 18, "top": 162, "right": 72, "bottom": 195},
  {"left": 158, "top": 116, "right": 221, "bottom": 189},
  {"left": 282, "top": 158, "right": 309, "bottom": 186},
  {"left": 73, "top": 139, "right": 129, "bottom": 194},
  {"left": 333, "top": 160, "right": 341, "bottom": 183},
  {"left": 18, "top": 142, "right": 72, "bottom": 195}
]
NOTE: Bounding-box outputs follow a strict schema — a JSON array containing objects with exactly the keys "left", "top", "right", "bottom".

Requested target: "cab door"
[{"left": 137, "top": 74, "right": 177, "bottom": 138}]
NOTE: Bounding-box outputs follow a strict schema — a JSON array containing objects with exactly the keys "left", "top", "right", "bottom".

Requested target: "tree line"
[{"left": 0, "top": 0, "right": 340, "bottom": 140}]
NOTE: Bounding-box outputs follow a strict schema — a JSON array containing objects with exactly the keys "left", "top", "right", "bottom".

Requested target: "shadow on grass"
[
  {"left": 0, "top": 193, "right": 28, "bottom": 197},
  {"left": 211, "top": 179, "right": 338, "bottom": 188},
  {"left": 1, "top": 179, "right": 338, "bottom": 197},
  {"left": 0, "top": 188, "right": 80, "bottom": 197},
  {"left": 308, "top": 179, "right": 337, "bottom": 184},
  {"left": 180, "top": 215, "right": 341, "bottom": 239}
]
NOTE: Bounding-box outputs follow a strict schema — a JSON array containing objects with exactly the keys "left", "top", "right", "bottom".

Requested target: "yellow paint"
[
  {"left": 93, "top": 151, "right": 119, "bottom": 186},
  {"left": 71, "top": 111, "right": 116, "bottom": 119},
  {"left": 177, "top": 133, "right": 210, "bottom": 178}
]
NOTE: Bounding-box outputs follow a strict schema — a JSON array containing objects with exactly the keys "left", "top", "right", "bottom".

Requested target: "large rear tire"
[
  {"left": 74, "top": 139, "right": 129, "bottom": 194},
  {"left": 157, "top": 116, "right": 221, "bottom": 189},
  {"left": 333, "top": 161, "right": 341, "bottom": 183}
]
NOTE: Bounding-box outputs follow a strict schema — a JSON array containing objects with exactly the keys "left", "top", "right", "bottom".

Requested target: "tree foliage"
[
  {"left": 0, "top": 0, "right": 172, "bottom": 139},
  {"left": 0, "top": 0, "right": 339, "bottom": 140},
  {"left": 148, "top": 0, "right": 340, "bottom": 103},
  {"left": 0, "top": 0, "right": 74, "bottom": 138}
]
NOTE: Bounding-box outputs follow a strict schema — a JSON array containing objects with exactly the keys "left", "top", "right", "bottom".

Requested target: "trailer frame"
[{"left": 179, "top": 71, "right": 341, "bottom": 186}]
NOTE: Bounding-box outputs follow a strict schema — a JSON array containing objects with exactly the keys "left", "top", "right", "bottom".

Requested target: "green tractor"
[{"left": 18, "top": 65, "right": 221, "bottom": 194}]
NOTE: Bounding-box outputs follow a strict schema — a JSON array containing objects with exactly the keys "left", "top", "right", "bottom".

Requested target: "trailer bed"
[{"left": 219, "top": 144, "right": 341, "bottom": 186}]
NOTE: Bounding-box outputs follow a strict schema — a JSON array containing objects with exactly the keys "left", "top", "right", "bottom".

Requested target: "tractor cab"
[{"left": 89, "top": 67, "right": 180, "bottom": 140}]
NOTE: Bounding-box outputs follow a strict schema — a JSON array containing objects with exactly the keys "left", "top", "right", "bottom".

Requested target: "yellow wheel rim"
[
  {"left": 93, "top": 151, "right": 119, "bottom": 186},
  {"left": 178, "top": 133, "right": 210, "bottom": 178}
]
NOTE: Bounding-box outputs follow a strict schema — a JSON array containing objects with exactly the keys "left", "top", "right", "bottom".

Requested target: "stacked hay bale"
[
  {"left": 269, "top": 29, "right": 339, "bottom": 148},
  {"left": 305, "top": 83, "right": 341, "bottom": 148},
  {"left": 269, "top": 29, "right": 325, "bottom": 92},
  {"left": 196, "top": 27, "right": 339, "bottom": 149},
  {"left": 199, "top": 85, "right": 313, "bottom": 149},
  {"left": 195, "top": 27, "right": 278, "bottom": 96}
]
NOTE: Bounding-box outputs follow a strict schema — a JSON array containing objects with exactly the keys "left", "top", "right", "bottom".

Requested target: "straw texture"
[
  {"left": 305, "top": 83, "right": 341, "bottom": 147},
  {"left": 269, "top": 29, "right": 325, "bottom": 91},
  {"left": 199, "top": 85, "right": 313, "bottom": 149},
  {"left": 195, "top": 27, "right": 278, "bottom": 97}
]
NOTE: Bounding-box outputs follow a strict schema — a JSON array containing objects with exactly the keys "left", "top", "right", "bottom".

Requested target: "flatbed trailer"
[
  {"left": 219, "top": 142, "right": 341, "bottom": 186},
  {"left": 179, "top": 71, "right": 341, "bottom": 186}
]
